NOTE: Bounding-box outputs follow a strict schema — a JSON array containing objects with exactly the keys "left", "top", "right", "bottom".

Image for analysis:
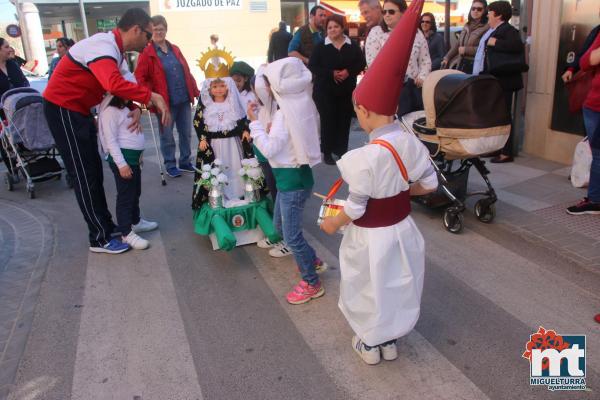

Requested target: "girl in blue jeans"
[{"left": 248, "top": 59, "right": 326, "bottom": 305}]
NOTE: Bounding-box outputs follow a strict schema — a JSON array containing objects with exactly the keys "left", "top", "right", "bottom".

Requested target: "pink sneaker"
[{"left": 286, "top": 280, "right": 325, "bottom": 305}]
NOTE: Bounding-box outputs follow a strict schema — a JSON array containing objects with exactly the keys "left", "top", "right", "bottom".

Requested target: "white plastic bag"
[{"left": 571, "top": 138, "right": 592, "bottom": 188}]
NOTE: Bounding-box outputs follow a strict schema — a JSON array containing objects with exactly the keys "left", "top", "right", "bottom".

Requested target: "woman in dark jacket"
[
  {"left": 309, "top": 14, "right": 366, "bottom": 165},
  {"left": 476, "top": 1, "right": 525, "bottom": 163},
  {"left": 420, "top": 12, "right": 444, "bottom": 71}
]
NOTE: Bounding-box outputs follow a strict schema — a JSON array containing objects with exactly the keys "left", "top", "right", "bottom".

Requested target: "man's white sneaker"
[
  {"left": 123, "top": 231, "right": 149, "bottom": 250},
  {"left": 380, "top": 341, "right": 398, "bottom": 361},
  {"left": 257, "top": 237, "right": 277, "bottom": 249},
  {"left": 269, "top": 242, "right": 293, "bottom": 258},
  {"left": 352, "top": 336, "right": 380, "bottom": 365},
  {"left": 132, "top": 218, "right": 158, "bottom": 233}
]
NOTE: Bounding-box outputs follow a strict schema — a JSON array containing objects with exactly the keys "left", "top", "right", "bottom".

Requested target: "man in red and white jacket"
[{"left": 43, "top": 8, "right": 171, "bottom": 254}]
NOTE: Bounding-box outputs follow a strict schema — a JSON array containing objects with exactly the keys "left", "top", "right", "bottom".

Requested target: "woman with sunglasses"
[
  {"left": 441, "top": 1, "right": 489, "bottom": 73},
  {"left": 365, "top": 0, "right": 431, "bottom": 116},
  {"left": 419, "top": 12, "right": 444, "bottom": 71}
]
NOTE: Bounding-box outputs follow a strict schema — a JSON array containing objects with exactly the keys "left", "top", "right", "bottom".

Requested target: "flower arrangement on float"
[
  {"left": 238, "top": 157, "right": 264, "bottom": 202},
  {"left": 194, "top": 158, "right": 229, "bottom": 208}
]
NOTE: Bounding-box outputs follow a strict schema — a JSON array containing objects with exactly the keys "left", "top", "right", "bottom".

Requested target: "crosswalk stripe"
[
  {"left": 243, "top": 230, "right": 489, "bottom": 400},
  {"left": 71, "top": 230, "right": 204, "bottom": 400}
]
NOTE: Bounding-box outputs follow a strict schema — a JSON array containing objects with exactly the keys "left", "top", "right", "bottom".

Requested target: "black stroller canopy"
[{"left": 432, "top": 74, "right": 511, "bottom": 130}]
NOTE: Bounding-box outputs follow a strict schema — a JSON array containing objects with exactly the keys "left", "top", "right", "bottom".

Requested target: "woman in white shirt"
[{"left": 365, "top": 0, "right": 431, "bottom": 116}]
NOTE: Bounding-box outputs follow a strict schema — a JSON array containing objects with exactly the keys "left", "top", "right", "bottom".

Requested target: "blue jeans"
[
  {"left": 158, "top": 102, "right": 192, "bottom": 169},
  {"left": 274, "top": 188, "right": 319, "bottom": 286},
  {"left": 583, "top": 107, "right": 600, "bottom": 203}
]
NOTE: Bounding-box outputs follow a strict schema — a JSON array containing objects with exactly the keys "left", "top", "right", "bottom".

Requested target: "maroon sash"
[{"left": 326, "top": 139, "right": 412, "bottom": 228}]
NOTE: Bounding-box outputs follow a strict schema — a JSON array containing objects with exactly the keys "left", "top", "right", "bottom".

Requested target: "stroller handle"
[{"left": 0, "top": 87, "right": 41, "bottom": 108}]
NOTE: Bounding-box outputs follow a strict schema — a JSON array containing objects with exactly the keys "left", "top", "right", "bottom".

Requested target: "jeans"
[
  {"left": 273, "top": 188, "right": 319, "bottom": 286},
  {"left": 583, "top": 107, "right": 600, "bottom": 203},
  {"left": 109, "top": 163, "right": 141, "bottom": 236},
  {"left": 158, "top": 102, "right": 192, "bottom": 169}
]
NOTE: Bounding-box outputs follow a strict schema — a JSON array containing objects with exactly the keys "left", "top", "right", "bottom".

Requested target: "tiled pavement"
[
  {"left": 0, "top": 200, "right": 54, "bottom": 400},
  {"left": 466, "top": 153, "right": 600, "bottom": 270}
]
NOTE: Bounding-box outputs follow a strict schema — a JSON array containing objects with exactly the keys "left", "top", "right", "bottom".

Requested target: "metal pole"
[
  {"left": 78, "top": 0, "right": 89, "bottom": 38},
  {"left": 444, "top": 0, "right": 451, "bottom": 53}
]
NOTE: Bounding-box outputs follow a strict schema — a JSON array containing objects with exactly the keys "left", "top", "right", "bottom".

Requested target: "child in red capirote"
[{"left": 320, "top": 0, "right": 438, "bottom": 366}]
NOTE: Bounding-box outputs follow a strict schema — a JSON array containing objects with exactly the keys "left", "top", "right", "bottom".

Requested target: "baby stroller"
[
  {"left": 401, "top": 70, "right": 511, "bottom": 233},
  {"left": 1, "top": 87, "right": 63, "bottom": 198}
]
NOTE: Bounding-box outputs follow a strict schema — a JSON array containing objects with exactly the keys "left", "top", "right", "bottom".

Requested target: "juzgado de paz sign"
[{"left": 161, "top": 0, "right": 242, "bottom": 11}]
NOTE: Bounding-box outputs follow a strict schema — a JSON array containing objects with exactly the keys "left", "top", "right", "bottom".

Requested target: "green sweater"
[
  {"left": 272, "top": 165, "right": 314, "bottom": 192},
  {"left": 107, "top": 148, "right": 143, "bottom": 166}
]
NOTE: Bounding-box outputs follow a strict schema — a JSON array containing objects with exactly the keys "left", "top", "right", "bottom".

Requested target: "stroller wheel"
[
  {"left": 4, "top": 172, "right": 14, "bottom": 191},
  {"left": 443, "top": 209, "right": 464, "bottom": 234},
  {"left": 28, "top": 189, "right": 35, "bottom": 199},
  {"left": 474, "top": 200, "right": 496, "bottom": 223}
]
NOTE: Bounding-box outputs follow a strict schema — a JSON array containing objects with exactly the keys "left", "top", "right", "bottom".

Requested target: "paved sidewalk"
[
  {"left": 0, "top": 200, "right": 54, "bottom": 400},
  {"left": 465, "top": 153, "right": 600, "bottom": 270}
]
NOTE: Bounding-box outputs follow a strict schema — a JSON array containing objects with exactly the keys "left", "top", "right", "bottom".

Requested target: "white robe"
[
  {"left": 336, "top": 123, "right": 437, "bottom": 347},
  {"left": 204, "top": 101, "right": 245, "bottom": 201}
]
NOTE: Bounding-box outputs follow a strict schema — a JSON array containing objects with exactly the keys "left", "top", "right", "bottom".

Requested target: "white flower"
[
  {"left": 248, "top": 158, "right": 259, "bottom": 167},
  {"left": 247, "top": 167, "right": 262, "bottom": 180},
  {"left": 202, "top": 164, "right": 212, "bottom": 172},
  {"left": 211, "top": 167, "right": 220, "bottom": 176},
  {"left": 201, "top": 172, "right": 211, "bottom": 180},
  {"left": 238, "top": 168, "right": 246, "bottom": 177},
  {"left": 241, "top": 159, "right": 250, "bottom": 167},
  {"left": 210, "top": 178, "right": 218, "bottom": 186},
  {"left": 213, "top": 158, "right": 223, "bottom": 166},
  {"left": 217, "top": 173, "right": 228, "bottom": 183}
]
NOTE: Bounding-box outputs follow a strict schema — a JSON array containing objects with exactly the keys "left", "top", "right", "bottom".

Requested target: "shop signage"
[
  {"left": 96, "top": 19, "right": 118, "bottom": 32},
  {"left": 6, "top": 24, "right": 21, "bottom": 38},
  {"left": 160, "top": 0, "right": 242, "bottom": 12}
]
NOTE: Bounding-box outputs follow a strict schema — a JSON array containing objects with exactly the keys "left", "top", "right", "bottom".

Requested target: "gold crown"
[{"left": 197, "top": 47, "right": 235, "bottom": 79}]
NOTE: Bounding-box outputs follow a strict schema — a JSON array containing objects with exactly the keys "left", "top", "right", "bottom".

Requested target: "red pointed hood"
[{"left": 354, "top": 0, "right": 425, "bottom": 116}]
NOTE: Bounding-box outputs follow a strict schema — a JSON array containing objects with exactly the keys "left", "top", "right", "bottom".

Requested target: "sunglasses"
[
  {"left": 471, "top": 6, "right": 484, "bottom": 11},
  {"left": 382, "top": 9, "right": 398, "bottom": 16},
  {"left": 421, "top": 20, "right": 432, "bottom": 24},
  {"left": 138, "top": 26, "right": 152, "bottom": 40}
]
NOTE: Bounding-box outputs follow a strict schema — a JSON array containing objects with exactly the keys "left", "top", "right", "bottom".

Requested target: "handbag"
[
  {"left": 485, "top": 46, "right": 529, "bottom": 75},
  {"left": 565, "top": 70, "right": 593, "bottom": 114},
  {"left": 570, "top": 137, "right": 591, "bottom": 188}
]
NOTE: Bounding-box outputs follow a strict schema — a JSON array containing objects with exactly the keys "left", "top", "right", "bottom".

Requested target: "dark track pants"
[
  {"left": 109, "top": 162, "right": 141, "bottom": 236},
  {"left": 43, "top": 100, "right": 115, "bottom": 247}
]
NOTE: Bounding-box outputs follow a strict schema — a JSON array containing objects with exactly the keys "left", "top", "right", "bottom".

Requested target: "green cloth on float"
[{"left": 193, "top": 198, "right": 281, "bottom": 251}]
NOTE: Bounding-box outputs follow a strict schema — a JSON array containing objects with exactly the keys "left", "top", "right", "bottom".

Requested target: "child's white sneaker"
[
  {"left": 257, "top": 237, "right": 277, "bottom": 249},
  {"left": 123, "top": 231, "right": 149, "bottom": 250},
  {"left": 352, "top": 336, "right": 380, "bottom": 365},
  {"left": 269, "top": 242, "right": 292, "bottom": 258},
  {"left": 132, "top": 218, "right": 158, "bottom": 233},
  {"left": 380, "top": 341, "right": 398, "bottom": 361}
]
